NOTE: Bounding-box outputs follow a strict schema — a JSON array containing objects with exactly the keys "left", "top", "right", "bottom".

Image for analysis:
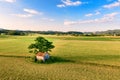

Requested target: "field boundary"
[
  {"left": 76, "top": 61, "right": 120, "bottom": 69},
  {"left": 0, "top": 54, "right": 31, "bottom": 58}
]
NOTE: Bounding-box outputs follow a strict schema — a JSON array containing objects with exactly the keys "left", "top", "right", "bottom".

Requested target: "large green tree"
[{"left": 28, "top": 36, "right": 55, "bottom": 54}]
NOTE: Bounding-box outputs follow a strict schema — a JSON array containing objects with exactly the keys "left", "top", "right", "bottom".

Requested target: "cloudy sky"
[{"left": 0, "top": 0, "right": 120, "bottom": 32}]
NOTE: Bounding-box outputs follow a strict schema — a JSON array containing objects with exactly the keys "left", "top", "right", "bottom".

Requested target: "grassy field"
[{"left": 0, "top": 35, "right": 120, "bottom": 80}]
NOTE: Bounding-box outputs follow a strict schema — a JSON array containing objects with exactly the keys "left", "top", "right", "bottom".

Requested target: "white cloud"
[
  {"left": 57, "top": 0, "right": 82, "bottom": 8},
  {"left": 12, "top": 8, "right": 43, "bottom": 18},
  {"left": 95, "top": 11, "right": 101, "bottom": 15},
  {"left": 62, "top": 0, "right": 81, "bottom": 6},
  {"left": 103, "top": 0, "right": 120, "bottom": 8},
  {"left": 0, "top": 0, "right": 16, "bottom": 3},
  {"left": 64, "top": 12, "right": 119, "bottom": 25},
  {"left": 104, "top": 12, "right": 118, "bottom": 18},
  {"left": 85, "top": 13, "right": 93, "bottom": 17},
  {"left": 64, "top": 21, "right": 77, "bottom": 25},
  {"left": 11, "top": 14, "right": 33, "bottom": 18},
  {"left": 57, "top": 4, "right": 65, "bottom": 8},
  {"left": 85, "top": 11, "right": 100, "bottom": 17},
  {"left": 23, "top": 8, "right": 41, "bottom": 15}
]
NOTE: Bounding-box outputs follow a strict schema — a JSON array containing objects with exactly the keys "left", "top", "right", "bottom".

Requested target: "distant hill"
[
  {"left": 0, "top": 28, "right": 120, "bottom": 36},
  {"left": 95, "top": 29, "right": 120, "bottom": 36}
]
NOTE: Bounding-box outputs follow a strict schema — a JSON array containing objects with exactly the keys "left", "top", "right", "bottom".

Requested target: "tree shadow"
[
  {"left": 40, "top": 56, "right": 74, "bottom": 64},
  {"left": 0, "top": 55, "right": 74, "bottom": 64}
]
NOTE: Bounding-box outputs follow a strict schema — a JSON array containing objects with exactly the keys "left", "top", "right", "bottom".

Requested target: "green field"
[{"left": 0, "top": 35, "right": 120, "bottom": 80}]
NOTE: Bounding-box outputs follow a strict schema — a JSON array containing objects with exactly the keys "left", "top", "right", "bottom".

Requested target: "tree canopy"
[{"left": 28, "top": 36, "right": 55, "bottom": 54}]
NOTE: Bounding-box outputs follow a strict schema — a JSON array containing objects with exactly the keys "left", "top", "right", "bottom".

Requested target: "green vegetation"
[
  {"left": 0, "top": 35, "right": 120, "bottom": 80},
  {"left": 1, "top": 28, "right": 120, "bottom": 36},
  {"left": 28, "top": 36, "right": 55, "bottom": 62},
  {"left": 28, "top": 36, "right": 55, "bottom": 53}
]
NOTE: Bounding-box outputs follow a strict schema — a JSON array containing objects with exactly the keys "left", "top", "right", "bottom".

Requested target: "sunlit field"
[{"left": 0, "top": 35, "right": 120, "bottom": 80}]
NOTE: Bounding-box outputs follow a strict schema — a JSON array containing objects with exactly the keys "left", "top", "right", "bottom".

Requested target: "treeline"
[
  {"left": 0, "top": 28, "right": 120, "bottom": 36},
  {"left": 0, "top": 29, "right": 84, "bottom": 36},
  {"left": 0, "top": 29, "right": 27, "bottom": 36}
]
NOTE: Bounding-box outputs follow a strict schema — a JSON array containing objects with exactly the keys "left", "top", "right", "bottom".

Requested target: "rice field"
[{"left": 0, "top": 35, "right": 120, "bottom": 80}]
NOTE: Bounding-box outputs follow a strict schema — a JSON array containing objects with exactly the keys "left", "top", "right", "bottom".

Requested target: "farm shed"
[{"left": 36, "top": 52, "right": 50, "bottom": 62}]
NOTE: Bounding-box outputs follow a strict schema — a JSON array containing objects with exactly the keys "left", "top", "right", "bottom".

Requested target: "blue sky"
[{"left": 0, "top": 0, "right": 120, "bottom": 32}]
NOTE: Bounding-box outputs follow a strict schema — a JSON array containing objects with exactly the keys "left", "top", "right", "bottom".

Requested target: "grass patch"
[
  {"left": 0, "top": 57, "right": 120, "bottom": 80},
  {"left": 0, "top": 35, "right": 120, "bottom": 80}
]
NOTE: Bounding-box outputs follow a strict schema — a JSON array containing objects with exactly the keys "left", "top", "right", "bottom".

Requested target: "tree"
[{"left": 28, "top": 36, "right": 55, "bottom": 54}]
